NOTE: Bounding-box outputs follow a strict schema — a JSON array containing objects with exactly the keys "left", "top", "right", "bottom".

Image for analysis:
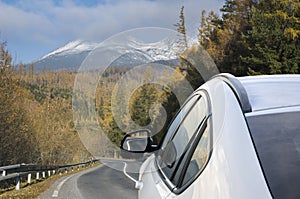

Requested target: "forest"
[{"left": 0, "top": 0, "right": 299, "bottom": 166}]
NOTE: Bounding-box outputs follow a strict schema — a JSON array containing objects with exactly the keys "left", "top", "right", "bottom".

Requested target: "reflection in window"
[
  {"left": 182, "top": 125, "right": 210, "bottom": 185},
  {"left": 159, "top": 97, "right": 207, "bottom": 180},
  {"left": 160, "top": 95, "right": 199, "bottom": 150},
  {"left": 172, "top": 97, "right": 206, "bottom": 159}
]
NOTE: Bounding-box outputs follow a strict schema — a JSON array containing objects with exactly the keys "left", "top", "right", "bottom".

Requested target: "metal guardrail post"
[
  {"left": 2, "top": 170, "right": 6, "bottom": 176},
  {"left": 28, "top": 173, "right": 31, "bottom": 184},
  {"left": 42, "top": 171, "right": 45, "bottom": 178},
  {"left": 36, "top": 172, "right": 39, "bottom": 180},
  {"left": 16, "top": 177, "right": 20, "bottom": 190}
]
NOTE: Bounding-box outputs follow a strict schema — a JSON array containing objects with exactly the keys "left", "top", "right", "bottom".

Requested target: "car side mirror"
[{"left": 120, "top": 129, "right": 156, "bottom": 153}]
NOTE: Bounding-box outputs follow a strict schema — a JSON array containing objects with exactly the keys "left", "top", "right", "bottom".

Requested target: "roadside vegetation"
[{"left": 0, "top": 42, "right": 91, "bottom": 166}]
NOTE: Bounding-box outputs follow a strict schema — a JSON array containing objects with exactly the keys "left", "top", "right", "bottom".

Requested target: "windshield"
[{"left": 246, "top": 110, "right": 300, "bottom": 199}]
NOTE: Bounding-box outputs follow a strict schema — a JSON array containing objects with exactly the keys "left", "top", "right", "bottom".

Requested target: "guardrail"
[{"left": 0, "top": 160, "right": 98, "bottom": 191}]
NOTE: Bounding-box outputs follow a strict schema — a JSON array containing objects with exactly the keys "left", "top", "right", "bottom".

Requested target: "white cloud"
[{"left": 0, "top": 0, "right": 224, "bottom": 62}]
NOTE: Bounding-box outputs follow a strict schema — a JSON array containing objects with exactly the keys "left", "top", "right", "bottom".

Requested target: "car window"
[
  {"left": 247, "top": 111, "right": 300, "bottom": 199},
  {"left": 160, "top": 95, "right": 199, "bottom": 150},
  {"left": 181, "top": 123, "right": 210, "bottom": 185},
  {"left": 171, "top": 98, "right": 206, "bottom": 159},
  {"left": 158, "top": 95, "right": 207, "bottom": 181},
  {"left": 171, "top": 118, "right": 211, "bottom": 188}
]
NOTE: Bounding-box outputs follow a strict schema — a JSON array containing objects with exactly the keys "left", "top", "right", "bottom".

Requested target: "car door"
[{"left": 138, "top": 91, "right": 211, "bottom": 199}]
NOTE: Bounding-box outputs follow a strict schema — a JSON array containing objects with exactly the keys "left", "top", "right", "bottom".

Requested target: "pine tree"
[
  {"left": 242, "top": 0, "right": 300, "bottom": 74},
  {"left": 198, "top": 10, "right": 220, "bottom": 48},
  {"left": 174, "top": 6, "right": 188, "bottom": 51},
  {"left": 198, "top": 0, "right": 256, "bottom": 76}
]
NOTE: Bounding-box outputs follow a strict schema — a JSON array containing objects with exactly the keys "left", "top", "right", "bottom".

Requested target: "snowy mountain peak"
[
  {"left": 40, "top": 40, "right": 98, "bottom": 60},
  {"left": 124, "top": 36, "right": 181, "bottom": 61}
]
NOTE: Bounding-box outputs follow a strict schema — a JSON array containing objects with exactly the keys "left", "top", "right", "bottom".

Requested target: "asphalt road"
[{"left": 39, "top": 160, "right": 139, "bottom": 199}]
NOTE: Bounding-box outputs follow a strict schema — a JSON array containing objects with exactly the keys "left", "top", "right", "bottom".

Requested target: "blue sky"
[{"left": 0, "top": 0, "right": 224, "bottom": 63}]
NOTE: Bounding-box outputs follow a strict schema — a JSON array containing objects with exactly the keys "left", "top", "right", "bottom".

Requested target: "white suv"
[{"left": 120, "top": 73, "right": 300, "bottom": 199}]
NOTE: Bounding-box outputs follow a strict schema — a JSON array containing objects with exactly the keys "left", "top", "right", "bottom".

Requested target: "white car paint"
[{"left": 137, "top": 78, "right": 272, "bottom": 199}]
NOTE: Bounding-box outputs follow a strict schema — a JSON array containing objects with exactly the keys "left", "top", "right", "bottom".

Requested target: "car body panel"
[
  {"left": 138, "top": 154, "right": 172, "bottom": 199},
  {"left": 138, "top": 78, "right": 272, "bottom": 199},
  {"left": 238, "top": 75, "right": 300, "bottom": 111}
]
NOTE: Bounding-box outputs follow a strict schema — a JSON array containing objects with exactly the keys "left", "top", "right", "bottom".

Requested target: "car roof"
[
  {"left": 213, "top": 74, "right": 300, "bottom": 113},
  {"left": 238, "top": 75, "right": 300, "bottom": 112}
]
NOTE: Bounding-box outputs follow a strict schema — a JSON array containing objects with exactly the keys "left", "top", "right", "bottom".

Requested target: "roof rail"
[{"left": 214, "top": 73, "right": 252, "bottom": 113}]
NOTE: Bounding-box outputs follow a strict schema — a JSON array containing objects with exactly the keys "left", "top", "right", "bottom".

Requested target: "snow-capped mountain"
[
  {"left": 32, "top": 40, "right": 98, "bottom": 71},
  {"left": 40, "top": 40, "right": 98, "bottom": 60},
  {"left": 108, "top": 37, "right": 182, "bottom": 67},
  {"left": 31, "top": 36, "right": 195, "bottom": 71}
]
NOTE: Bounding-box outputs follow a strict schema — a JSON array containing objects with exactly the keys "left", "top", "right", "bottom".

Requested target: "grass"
[{"left": 0, "top": 163, "right": 100, "bottom": 199}]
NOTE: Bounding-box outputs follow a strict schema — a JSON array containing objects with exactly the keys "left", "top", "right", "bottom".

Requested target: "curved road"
[{"left": 39, "top": 160, "right": 139, "bottom": 199}]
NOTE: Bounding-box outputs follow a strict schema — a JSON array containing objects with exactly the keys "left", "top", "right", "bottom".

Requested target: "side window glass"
[
  {"left": 159, "top": 96, "right": 207, "bottom": 180},
  {"left": 181, "top": 123, "right": 210, "bottom": 185},
  {"left": 171, "top": 98, "right": 206, "bottom": 159},
  {"left": 160, "top": 95, "right": 199, "bottom": 150}
]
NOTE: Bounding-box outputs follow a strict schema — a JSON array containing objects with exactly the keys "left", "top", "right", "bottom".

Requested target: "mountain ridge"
[{"left": 31, "top": 37, "right": 197, "bottom": 71}]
